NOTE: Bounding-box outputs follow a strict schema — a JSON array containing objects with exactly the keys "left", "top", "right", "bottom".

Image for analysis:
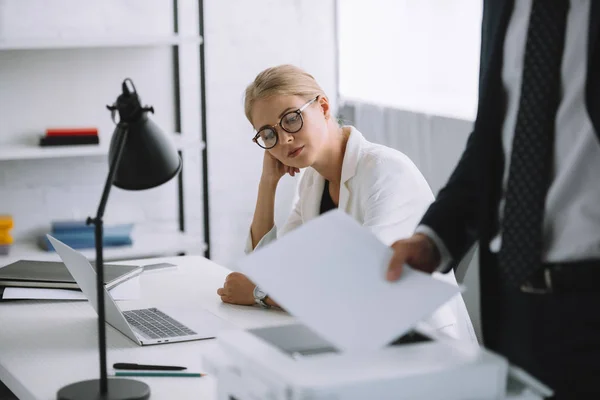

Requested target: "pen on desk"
[
  {"left": 114, "top": 371, "right": 204, "bottom": 378},
  {"left": 113, "top": 362, "right": 186, "bottom": 371}
]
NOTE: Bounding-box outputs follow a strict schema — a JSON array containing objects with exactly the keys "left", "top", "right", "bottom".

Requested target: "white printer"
[
  {"left": 208, "top": 212, "right": 553, "bottom": 399},
  {"left": 203, "top": 323, "right": 552, "bottom": 400}
]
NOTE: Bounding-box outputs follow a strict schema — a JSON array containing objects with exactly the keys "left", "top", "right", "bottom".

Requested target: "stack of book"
[
  {"left": 39, "top": 127, "right": 100, "bottom": 147},
  {"left": 0, "top": 260, "right": 143, "bottom": 301},
  {"left": 39, "top": 220, "right": 134, "bottom": 251},
  {"left": 0, "top": 215, "right": 14, "bottom": 255}
]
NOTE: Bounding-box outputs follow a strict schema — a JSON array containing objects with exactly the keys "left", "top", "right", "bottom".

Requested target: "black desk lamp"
[{"left": 57, "top": 78, "right": 182, "bottom": 400}]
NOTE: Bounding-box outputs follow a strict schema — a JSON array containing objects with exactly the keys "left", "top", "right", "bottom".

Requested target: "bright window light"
[{"left": 338, "top": 0, "right": 483, "bottom": 121}]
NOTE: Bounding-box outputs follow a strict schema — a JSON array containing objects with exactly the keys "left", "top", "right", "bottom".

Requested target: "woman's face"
[{"left": 251, "top": 95, "right": 329, "bottom": 168}]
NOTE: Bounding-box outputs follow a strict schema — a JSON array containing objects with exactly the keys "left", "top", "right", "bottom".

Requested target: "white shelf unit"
[
  {"left": 2, "top": 227, "right": 206, "bottom": 267},
  {"left": 0, "top": 34, "right": 203, "bottom": 51},
  {"left": 0, "top": 24, "right": 207, "bottom": 264},
  {"left": 0, "top": 135, "right": 205, "bottom": 161}
]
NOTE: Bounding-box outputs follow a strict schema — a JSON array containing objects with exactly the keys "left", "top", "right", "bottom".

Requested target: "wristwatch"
[{"left": 253, "top": 285, "right": 270, "bottom": 308}]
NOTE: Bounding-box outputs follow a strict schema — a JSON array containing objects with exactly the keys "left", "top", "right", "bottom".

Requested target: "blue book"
[
  {"left": 51, "top": 220, "right": 93, "bottom": 233},
  {"left": 39, "top": 230, "right": 133, "bottom": 252},
  {"left": 51, "top": 221, "right": 133, "bottom": 236}
]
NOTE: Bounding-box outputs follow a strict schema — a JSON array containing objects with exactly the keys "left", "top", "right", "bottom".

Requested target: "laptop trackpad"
[{"left": 158, "top": 307, "right": 236, "bottom": 339}]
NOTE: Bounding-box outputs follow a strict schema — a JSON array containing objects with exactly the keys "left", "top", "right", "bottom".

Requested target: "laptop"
[{"left": 47, "top": 235, "right": 234, "bottom": 346}]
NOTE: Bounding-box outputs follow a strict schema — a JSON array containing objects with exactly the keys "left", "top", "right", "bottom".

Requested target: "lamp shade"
[
  {"left": 107, "top": 79, "right": 182, "bottom": 191},
  {"left": 109, "top": 115, "right": 182, "bottom": 190}
]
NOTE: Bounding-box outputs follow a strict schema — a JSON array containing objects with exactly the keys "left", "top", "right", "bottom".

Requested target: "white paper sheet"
[
  {"left": 2, "top": 276, "right": 141, "bottom": 301},
  {"left": 236, "top": 210, "right": 461, "bottom": 353}
]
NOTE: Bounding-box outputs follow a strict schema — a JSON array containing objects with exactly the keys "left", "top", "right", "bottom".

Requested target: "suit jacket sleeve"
[{"left": 419, "top": 131, "right": 484, "bottom": 263}]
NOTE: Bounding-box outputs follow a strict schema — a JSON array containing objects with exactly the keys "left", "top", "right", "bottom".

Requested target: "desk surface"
[{"left": 0, "top": 255, "right": 295, "bottom": 400}]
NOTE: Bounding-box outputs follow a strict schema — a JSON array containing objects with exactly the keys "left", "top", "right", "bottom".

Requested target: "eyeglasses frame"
[{"left": 252, "top": 95, "right": 320, "bottom": 149}]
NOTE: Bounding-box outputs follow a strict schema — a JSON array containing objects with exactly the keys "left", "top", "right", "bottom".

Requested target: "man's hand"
[
  {"left": 217, "top": 272, "right": 256, "bottom": 305},
  {"left": 386, "top": 233, "right": 441, "bottom": 281}
]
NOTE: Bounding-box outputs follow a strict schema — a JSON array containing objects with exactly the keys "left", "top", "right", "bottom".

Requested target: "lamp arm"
[
  {"left": 86, "top": 123, "right": 129, "bottom": 395},
  {"left": 96, "top": 123, "right": 129, "bottom": 220}
]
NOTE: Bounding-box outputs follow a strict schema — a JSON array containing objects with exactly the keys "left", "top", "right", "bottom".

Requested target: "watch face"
[{"left": 254, "top": 287, "right": 267, "bottom": 299}]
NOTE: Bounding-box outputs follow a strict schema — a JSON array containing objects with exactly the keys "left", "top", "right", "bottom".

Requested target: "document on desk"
[{"left": 236, "top": 210, "right": 461, "bottom": 353}]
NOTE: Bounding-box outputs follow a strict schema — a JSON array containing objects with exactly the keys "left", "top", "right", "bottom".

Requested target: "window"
[{"left": 338, "top": 0, "right": 483, "bottom": 121}]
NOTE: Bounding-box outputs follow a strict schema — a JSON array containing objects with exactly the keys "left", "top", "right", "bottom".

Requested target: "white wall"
[
  {"left": 338, "top": 0, "right": 482, "bottom": 121},
  {"left": 0, "top": 0, "right": 337, "bottom": 267},
  {"left": 203, "top": 0, "right": 337, "bottom": 266}
]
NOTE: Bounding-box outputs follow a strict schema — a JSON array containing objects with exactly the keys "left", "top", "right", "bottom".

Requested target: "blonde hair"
[{"left": 244, "top": 64, "right": 327, "bottom": 124}]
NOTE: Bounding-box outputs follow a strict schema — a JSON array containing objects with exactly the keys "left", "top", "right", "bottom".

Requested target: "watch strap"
[{"left": 253, "top": 285, "right": 271, "bottom": 308}]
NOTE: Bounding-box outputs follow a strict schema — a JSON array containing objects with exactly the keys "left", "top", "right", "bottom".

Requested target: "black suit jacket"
[{"left": 419, "top": 0, "right": 600, "bottom": 343}]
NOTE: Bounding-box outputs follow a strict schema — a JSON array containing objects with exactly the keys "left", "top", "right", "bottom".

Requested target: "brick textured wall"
[{"left": 0, "top": 0, "right": 337, "bottom": 266}]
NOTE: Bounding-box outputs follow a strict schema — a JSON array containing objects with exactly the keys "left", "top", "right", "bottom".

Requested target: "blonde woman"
[{"left": 217, "top": 65, "right": 476, "bottom": 343}]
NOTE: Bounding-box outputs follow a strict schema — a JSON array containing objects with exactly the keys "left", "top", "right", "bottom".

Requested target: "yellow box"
[
  {"left": 0, "top": 215, "right": 14, "bottom": 230},
  {"left": 0, "top": 231, "right": 13, "bottom": 245}
]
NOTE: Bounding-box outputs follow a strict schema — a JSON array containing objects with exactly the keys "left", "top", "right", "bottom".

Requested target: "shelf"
[
  {"left": 0, "top": 228, "right": 206, "bottom": 267},
  {"left": 0, "top": 35, "right": 203, "bottom": 51},
  {"left": 0, "top": 135, "right": 205, "bottom": 161}
]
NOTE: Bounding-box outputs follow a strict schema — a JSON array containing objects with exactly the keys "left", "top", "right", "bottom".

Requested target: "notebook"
[{"left": 0, "top": 260, "right": 142, "bottom": 290}]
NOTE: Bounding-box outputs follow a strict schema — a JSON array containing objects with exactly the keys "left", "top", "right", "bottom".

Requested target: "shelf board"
[
  {"left": 0, "top": 229, "right": 206, "bottom": 267},
  {"left": 0, "top": 135, "right": 205, "bottom": 161},
  {"left": 0, "top": 35, "right": 203, "bottom": 51}
]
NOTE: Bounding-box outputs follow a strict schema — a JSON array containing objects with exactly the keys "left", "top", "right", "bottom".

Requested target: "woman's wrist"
[
  {"left": 259, "top": 175, "right": 280, "bottom": 190},
  {"left": 265, "top": 296, "right": 279, "bottom": 308}
]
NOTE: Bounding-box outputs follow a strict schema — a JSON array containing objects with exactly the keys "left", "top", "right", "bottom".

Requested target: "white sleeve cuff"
[
  {"left": 244, "top": 225, "right": 278, "bottom": 254},
  {"left": 414, "top": 225, "right": 453, "bottom": 273}
]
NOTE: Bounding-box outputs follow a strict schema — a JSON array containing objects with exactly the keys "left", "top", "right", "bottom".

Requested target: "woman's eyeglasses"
[{"left": 252, "top": 96, "right": 319, "bottom": 149}]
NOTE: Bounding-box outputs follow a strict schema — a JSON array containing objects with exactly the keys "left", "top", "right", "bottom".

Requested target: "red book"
[{"left": 46, "top": 128, "right": 98, "bottom": 137}]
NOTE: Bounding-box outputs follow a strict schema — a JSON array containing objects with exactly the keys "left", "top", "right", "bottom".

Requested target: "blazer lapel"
[
  {"left": 338, "top": 127, "right": 364, "bottom": 211},
  {"left": 300, "top": 172, "right": 325, "bottom": 222},
  {"left": 477, "top": 0, "right": 513, "bottom": 112},
  {"left": 478, "top": 0, "right": 514, "bottom": 241},
  {"left": 586, "top": 0, "right": 600, "bottom": 139},
  {"left": 338, "top": 183, "right": 351, "bottom": 212},
  {"left": 588, "top": 0, "right": 600, "bottom": 63},
  {"left": 301, "top": 127, "right": 365, "bottom": 218}
]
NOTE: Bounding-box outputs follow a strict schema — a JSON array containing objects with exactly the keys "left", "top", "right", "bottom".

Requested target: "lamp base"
[{"left": 57, "top": 378, "right": 150, "bottom": 400}]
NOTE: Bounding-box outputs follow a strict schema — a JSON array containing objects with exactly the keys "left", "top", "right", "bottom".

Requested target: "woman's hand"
[
  {"left": 217, "top": 272, "right": 256, "bottom": 306},
  {"left": 261, "top": 151, "right": 300, "bottom": 185}
]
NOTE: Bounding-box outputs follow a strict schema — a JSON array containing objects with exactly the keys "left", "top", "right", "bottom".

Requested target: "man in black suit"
[{"left": 385, "top": 1, "right": 600, "bottom": 399}]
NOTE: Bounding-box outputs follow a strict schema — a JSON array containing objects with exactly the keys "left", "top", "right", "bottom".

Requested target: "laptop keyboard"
[{"left": 123, "top": 308, "right": 197, "bottom": 339}]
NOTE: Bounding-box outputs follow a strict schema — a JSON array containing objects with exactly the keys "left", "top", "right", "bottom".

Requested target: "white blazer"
[{"left": 246, "top": 127, "right": 477, "bottom": 343}]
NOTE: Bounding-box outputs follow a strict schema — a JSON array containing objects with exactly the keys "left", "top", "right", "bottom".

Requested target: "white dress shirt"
[{"left": 422, "top": 0, "right": 600, "bottom": 269}]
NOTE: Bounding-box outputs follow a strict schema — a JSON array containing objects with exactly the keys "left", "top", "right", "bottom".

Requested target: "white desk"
[
  {"left": 0, "top": 256, "right": 547, "bottom": 400},
  {"left": 0, "top": 256, "right": 295, "bottom": 400}
]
